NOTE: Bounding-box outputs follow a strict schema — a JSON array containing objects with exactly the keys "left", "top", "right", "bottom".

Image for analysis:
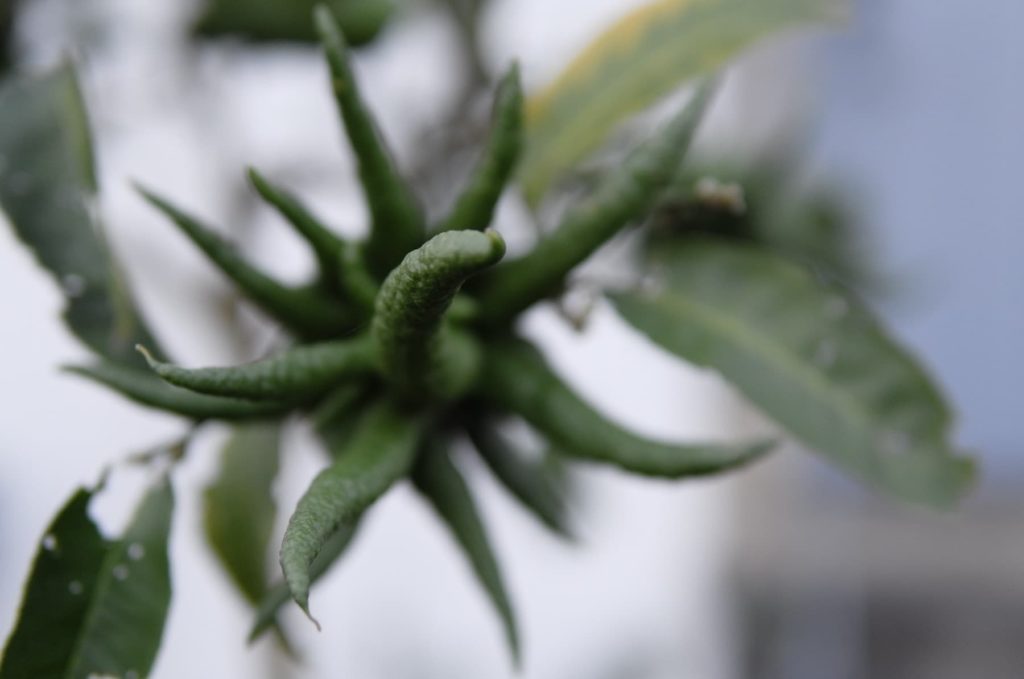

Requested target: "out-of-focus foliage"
[
  {"left": 194, "top": 0, "right": 394, "bottom": 45},
  {"left": 520, "top": 0, "right": 844, "bottom": 204},
  {"left": 0, "top": 64, "right": 166, "bottom": 364}
]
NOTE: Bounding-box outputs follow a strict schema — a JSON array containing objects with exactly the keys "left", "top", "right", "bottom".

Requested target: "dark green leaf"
[
  {"left": 138, "top": 185, "right": 355, "bottom": 339},
  {"left": 372, "top": 230, "right": 504, "bottom": 399},
  {"left": 279, "top": 399, "right": 423, "bottom": 622},
  {"left": 0, "top": 64, "right": 166, "bottom": 363},
  {"left": 480, "top": 338, "right": 772, "bottom": 477},
  {"left": 65, "top": 361, "right": 293, "bottom": 421},
  {"left": 435, "top": 64, "right": 524, "bottom": 234},
  {"left": 467, "top": 420, "right": 573, "bottom": 539},
  {"left": 247, "top": 167, "right": 346, "bottom": 283},
  {"left": 315, "top": 5, "right": 424, "bottom": 277},
  {"left": 139, "top": 335, "right": 376, "bottom": 402},
  {"left": 1, "top": 478, "right": 175, "bottom": 679},
  {"left": 413, "top": 441, "right": 520, "bottom": 664},
  {"left": 477, "top": 84, "right": 712, "bottom": 323},
  {"left": 610, "top": 239, "right": 975, "bottom": 506},
  {"left": 248, "top": 406, "right": 370, "bottom": 642},
  {"left": 249, "top": 522, "right": 359, "bottom": 643},
  {"left": 195, "top": 0, "right": 393, "bottom": 46}
]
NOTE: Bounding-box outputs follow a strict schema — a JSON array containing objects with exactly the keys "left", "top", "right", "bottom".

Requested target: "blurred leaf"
[
  {"left": 467, "top": 420, "right": 574, "bottom": 539},
  {"left": 520, "top": 0, "right": 842, "bottom": 204},
  {"left": 195, "top": 0, "right": 393, "bottom": 46},
  {"left": 412, "top": 441, "right": 520, "bottom": 664},
  {"left": 203, "top": 423, "right": 282, "bottom": 605},
  {"left": 650, "top": 154, "right": 874, "bottom": 289},
  {"left": 610, "top": 239, "right": 975, "bottom": 507},
  {"left": 1, "top": 478, "right": 175, "bottom": 678},
  {"left": 0, "top": 0, "right": 17, "bottom": 72},
  {"left": 0, "top": 64, "right": 166, "bottom": 363}
]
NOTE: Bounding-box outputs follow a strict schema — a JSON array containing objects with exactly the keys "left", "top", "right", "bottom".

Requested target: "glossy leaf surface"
[{"left": 610, "top": 240, "right": 975, "bottom": 506}]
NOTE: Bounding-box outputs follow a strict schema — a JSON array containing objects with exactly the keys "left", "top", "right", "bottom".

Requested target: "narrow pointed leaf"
[
  {"left": 520, "top": 0, "right": 843, "bottom": 203},
  {"left": 1, "top": 478, "right": 174, "bottom": 679},
  {"left": 280, "top": 400, "right": 423, "bottom": 621},
  {"left": 477, "top": 84, "right": 713, "bottom": 323},
  {"left": 435, "top": 64, "right": 524, "bottom": 233},
  {"left": 248, "top": 167, "right": 346, "bottom": 280},
  {"left": 610, "top": 240, "right": 975, "bottom": 506},
  {"left": 413, "top": 442, "right": 520, "bottom": 663},
  {"left": 249, "top": 521, "right": 359, "bottom": 643},
  {"left": 65, "top": 361, "right": 292, "bottom": 421},
  {"left": 315, "top": 5, "right": 424, "bottom": 277},
  {"left": 467, "top": 420, "right": 573, "bottom": 539},
  {"left": 138, "top": 186, "right": 354, "bottom": 338},
  {"left": 372, "top": 229, "right": 504, "bottom": 398},
  {"left": 249, "top": 406, "right": 371, "bottom": 643},
  {"left": 203, "top": 423, "right": 282, "bottom": 605},
  {"left": 480, "top": 338, "right": 772, "bottom": 477},
  {"left": 0, "top": 64, "right": 166, "bottom": 363},
  {"left": 139, "top": 335, "right": 376, "bottom": 402},
  {"left": 195, "top": 0, "right": 393, "bottom": 47}
]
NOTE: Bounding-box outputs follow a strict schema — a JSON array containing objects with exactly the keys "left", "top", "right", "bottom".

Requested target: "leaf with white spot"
[
  {"left": 0, "top": 479, "right": 174, "bottom": 679},
  {"left": 0, "top": 64, "right": 166, "bottom": 363}
]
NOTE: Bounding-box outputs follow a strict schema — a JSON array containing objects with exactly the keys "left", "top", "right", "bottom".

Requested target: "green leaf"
[
  {"left": 467, "top": 420, "right": 573, "bottom": 539},
  {"left": 480, "top": 338, "right": 772, "bottom": 478},
  {"left": 413, "top": 441, "right": 520, "bottom": 664},
  {"left": 610, "top": 239, "right": 976, "bottom": 507},
  {"left": 0, "top": 64, "right": 166, "bottom": 363},
  {"left": 1, "top": 478, "right": 175, "bottom": 679},
  {"left": 279, "top": 399, "right": 423, "bottom": 623},
  {"left": 203, "top": 423, "right": 282, "bottom": 605},
  {"left": 372, "top": 229, "right": 504, "bottom": 399},
  {"left": 477, "top": 83, "right": 712, "bottom": 323},
  {"left": 137, "top": 185, "right": 355, "bottom": 339},
  {"left": 0, "top": 0, "right": 17, "bottom": 72},
  {"left": 434, "top": 64, "right": 524, "bottom": 234},
  {"left": 249, "top": 523, "right": 359, "bottom": 643},
  {"left": 65, "top": 361, "right": 293, "bottom": 421},
  {"left": 248, "top": 410, "right": 367, "bottom": 643},
  {"left": 195, "top": 0, "right": 393, "bottom": 46},
  {"left": 315, "top": 5, "right": 425, "bottom": 278},
  {"left": 519, "top": 0, "right": 843, "bottom": 204},
  {"left": 139, "top": 335, "right": 376, "bottom": 402},
  {"left": 247, "top": 167, "right": 346, "bottom": 284}
]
